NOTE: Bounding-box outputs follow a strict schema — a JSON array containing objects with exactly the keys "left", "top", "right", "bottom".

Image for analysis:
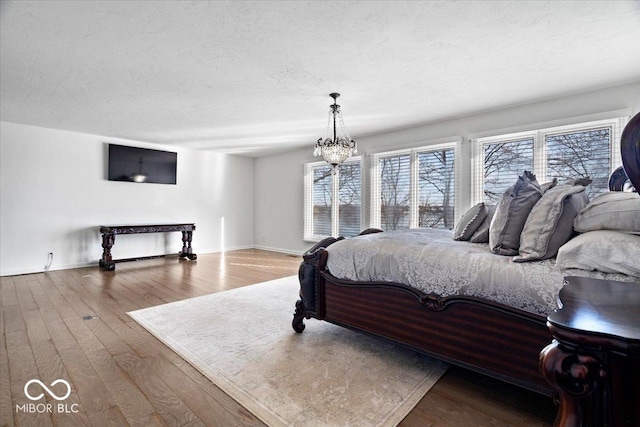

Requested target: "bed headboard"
[{"left": 619, "top": 112, "right": 640, "bottom": 194}]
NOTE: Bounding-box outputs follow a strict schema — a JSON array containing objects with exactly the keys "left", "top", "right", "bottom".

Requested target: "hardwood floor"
[{"left": 1, "top": 249, "right": 556, "bottom": 426}]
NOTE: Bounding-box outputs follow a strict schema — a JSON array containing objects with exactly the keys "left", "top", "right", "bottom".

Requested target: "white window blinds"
[
  {"left": 482, "top": 138, "right": 534, "bottom": 204},
  {"left": 304, "top": 158, "right": 362, "bottom": 240},
  {"left": 310, "top": 164, "right": 333, "bottom": 236},
  {"left": 371, "top": 142, "right": 458, "bottom": 231},
  {"left": 471, "top": 116, "right": 627, "bottom": 205},
  {"left": 378, "top": 153, "right": 411, "bottom": 230},
  {"left": 338, "top": 161, "right": 362, "bottom": 237},
  {"left": 545, "top": 126, "right": 613, "bottom": 199},
  {"left": 418, "top": 149, "right": 456, "bottom": 229}
]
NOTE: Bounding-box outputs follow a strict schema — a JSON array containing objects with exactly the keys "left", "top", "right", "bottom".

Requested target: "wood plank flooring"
[{"left": 0, "top": 249, "right": 557, "bottom": 426}]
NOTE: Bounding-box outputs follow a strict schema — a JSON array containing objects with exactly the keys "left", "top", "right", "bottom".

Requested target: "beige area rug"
[{"left": 128, "top": 276, "right": 448, "bottom": 427}]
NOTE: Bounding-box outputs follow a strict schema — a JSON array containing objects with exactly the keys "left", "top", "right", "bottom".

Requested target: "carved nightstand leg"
[{"left": 540, "top": 341, "right": 606, "bottom": 427}]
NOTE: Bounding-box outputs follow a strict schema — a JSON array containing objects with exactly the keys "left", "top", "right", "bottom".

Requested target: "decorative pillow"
[
  {"left": 489, "top": 171, "right": 543, "bottom": 255},
  {"left": 574, "top": 191, "right": 640, "bottom": 233},
  {"left": 514, "top": 185, "right": 589, "bottom": 262},
  {"left": 454, "top": 203, "right": 487, "bottom": 241},
  {"left": 556, "top": 230, "right": 640, "bottom": 277},
  {"left": 564, "top": 177, "right": 593, "bottom": 187},
  {"left": 469, "top": 204, "right": 496, "bottom": 243}
]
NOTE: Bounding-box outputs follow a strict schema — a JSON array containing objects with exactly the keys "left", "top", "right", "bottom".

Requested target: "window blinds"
[
  {"left": 483, "top": 138, "right": 534, "bottom": 204},
  {"left": 471, "top": 116, "right": 628, "bottom": 206},
  {"left": 545, "top": 127, "right": 612, "bottom": 199},
  {"left": 304, "top": 159, "right": 362, "bottom": 240},
  {"left": 338, "top": 162, "right": 361, "bottom": 237},
  {"left": 418, "top": 149, "right": 456, "bottom": 229},
  {"left": 311, "top": 164, "right": 333, "bottom": 236},
  {"left": 371, "top": 142, "right": 457, "bottom": 231}
]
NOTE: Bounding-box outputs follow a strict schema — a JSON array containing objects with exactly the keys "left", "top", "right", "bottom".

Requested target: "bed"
[{"left": 292, "top": 112, "right": 640, "bottom": 397}]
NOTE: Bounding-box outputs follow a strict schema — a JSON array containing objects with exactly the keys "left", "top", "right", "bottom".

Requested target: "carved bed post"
[
  {"left": 292, "top": 300, "right": 307, "bottom": 333},
  {"left": 293, "top": 229, "right": 382, "bottom": 333},
  {"left": 292, "top": 236, "right": 342, "bottom": 333}
]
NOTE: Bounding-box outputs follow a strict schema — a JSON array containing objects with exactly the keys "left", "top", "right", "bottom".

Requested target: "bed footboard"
[
  {"left": 293, "top": 229, "right": 382, "bottom": 333},
  {"left": 318, "top": 275, "right": 553, "bottom": 395},
  {"left": 292, "top": 228, "right": 552, "bottom": 395},
  {"left": 292, "top": 237, "right": 337, "bottom": 332}
]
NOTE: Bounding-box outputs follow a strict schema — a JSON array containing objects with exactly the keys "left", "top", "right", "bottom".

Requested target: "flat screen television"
[{"left": 108, "top": 144, "right": 177, "bottom": 185}]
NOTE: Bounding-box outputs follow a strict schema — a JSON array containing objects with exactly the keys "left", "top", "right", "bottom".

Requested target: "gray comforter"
[{"left": 325, "top": 229, "right": 635, "bottom": 316}]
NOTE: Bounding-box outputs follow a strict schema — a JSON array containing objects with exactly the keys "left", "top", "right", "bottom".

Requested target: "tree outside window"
[
  {"left": 483, "top": 138, "right": 534, "bottom": 204},
  {"left": 418, "top": 149, "right": 455, "bottom": 229},
  {"left": 546, "top": 128, "right": 611, "bottom": 199},
  {"left": 305, "top": 159, "right": 362, "bottom": 240},
  {"left": 477, "top": 121, "right": 621, "bottom": 205},
  {"left": 375, "top": 144, "right": 457, "bottom": 231}
]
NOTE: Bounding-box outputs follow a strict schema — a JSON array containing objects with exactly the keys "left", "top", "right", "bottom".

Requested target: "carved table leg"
[
  {"left": 180, "top": 230, "right": 197, "bottom": 260},
  {"left": 99, "top": 233, "right": 116, "bottom": 271},
  {"left": 540, "top": 341, "right": 606, "bottom": 427}
]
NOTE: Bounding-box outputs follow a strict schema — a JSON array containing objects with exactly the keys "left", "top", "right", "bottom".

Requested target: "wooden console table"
[
  {"left": 99, "top": 223, "right": 197, "bottom": 271},
  {"left": 540, "top": 276, "right": 640, "bottom": 427}
]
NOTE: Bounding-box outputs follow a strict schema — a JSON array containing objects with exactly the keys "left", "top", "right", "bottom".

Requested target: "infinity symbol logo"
[{"left": 24, "top": 379, "right": 72, "bottom": 401}]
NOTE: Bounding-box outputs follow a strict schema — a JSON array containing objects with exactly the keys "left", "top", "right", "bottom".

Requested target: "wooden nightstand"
[{"left": 540, "top": 276, "right": 640, "bottom": 427}]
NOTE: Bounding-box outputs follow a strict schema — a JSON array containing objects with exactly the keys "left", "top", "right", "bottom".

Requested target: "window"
[
  {"left": 371, "top": 142, "right": 458, "bottom": 231},
  {"left": 378, "top": 153, "right": 411, "bottom": 230},
  {"left": 471, "top": 117, "right": 627, "bottom": 204},
  {"left": 310, "top": 164, "right": 333, "bottom": 237},
  {"left": 545, "top": 128, "right": 612, "bottom": 199},
  {"left": 337, "top": 161, "right": 362, "bottom": 237},
  {"left": 418, "top": 149, "right": 456, "bottom": 228},
  {"left": 304, "top": 159, "right": 362, "bottom": 240},
  {"left": 482, "top": 138, "right": 534, "bottom": 204}
]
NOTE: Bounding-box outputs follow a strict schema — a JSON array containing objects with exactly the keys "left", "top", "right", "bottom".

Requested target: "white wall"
[
  {"left": 0, "top": 122, "right": 254, "bottom": 276},
  {"left": 3, "top": 82, "right": 638, "bottom": 275},
  {"left": 253, "top": 148, "right": 306, "bottom": 254},
  {"left": 254, "top": 81, "right": 640, "bottom": 255}
]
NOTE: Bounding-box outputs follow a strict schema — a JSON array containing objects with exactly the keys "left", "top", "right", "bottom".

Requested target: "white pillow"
[
  {"left": 574, "top": 191, "right": 640, "bottom": 234},
  {"left": 514, "top": 185, "right": 588, "bottom": 262},
  {"left": 556, "top": 230, "right": 640, "bottom": 277}
]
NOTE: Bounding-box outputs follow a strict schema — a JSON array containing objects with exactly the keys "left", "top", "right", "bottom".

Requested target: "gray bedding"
[{"left": 325, "top": 229, "right": 637, "bottom": 317}]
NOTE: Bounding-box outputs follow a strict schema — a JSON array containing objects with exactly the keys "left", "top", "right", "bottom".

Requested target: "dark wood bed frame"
[
  {"left": 293, "top": 233, "right": 555, "bottom": 394},
  {"left": 292, "top": 112, "right": 640, "bottom": 398}
]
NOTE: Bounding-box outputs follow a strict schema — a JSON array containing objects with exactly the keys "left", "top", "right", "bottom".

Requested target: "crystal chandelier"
[{"left": 313, "top": 93, "right": 357, "bottom": 169}]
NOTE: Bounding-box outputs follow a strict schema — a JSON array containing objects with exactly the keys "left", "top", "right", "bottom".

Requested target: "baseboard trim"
[
  {"left": 0, "top": 245, "right": 302, "bottom": 277},
  {"left": 252, "top": 245, "right": 304, "bottom": 257}
]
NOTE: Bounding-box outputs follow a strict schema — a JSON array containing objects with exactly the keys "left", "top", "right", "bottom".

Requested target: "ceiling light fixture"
[
  {"left": 130, "top": 157, "right": 147, "bottom": 183},
  {"left": 313, "top": 93, "right": 357, "bottom": 170}
]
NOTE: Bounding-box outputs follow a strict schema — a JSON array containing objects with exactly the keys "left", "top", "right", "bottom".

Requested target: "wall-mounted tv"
[{"left": 108, "top": 144, "right": 177, "bottom": 185}]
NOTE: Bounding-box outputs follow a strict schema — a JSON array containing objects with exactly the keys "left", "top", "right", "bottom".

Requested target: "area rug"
[{"left": 128, "top": 276, "right": 448, "bottom": 427}]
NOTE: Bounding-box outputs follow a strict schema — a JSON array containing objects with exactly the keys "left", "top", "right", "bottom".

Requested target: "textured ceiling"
[{"left": 1, "top": 1, "right": 640, "bottom": 156}]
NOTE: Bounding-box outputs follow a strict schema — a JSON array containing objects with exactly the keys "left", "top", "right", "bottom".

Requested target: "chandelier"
[
  {"left": 313, "top": 93, "right": 357, "bottom": 169},
  {"left": 130, "top": 157, "right": 147, "bottom": 183}
]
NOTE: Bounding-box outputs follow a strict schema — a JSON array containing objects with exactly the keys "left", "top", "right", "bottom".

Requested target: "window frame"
[
  {"left": 370, "top": 140, "right": 461, "bottom": 230},
  {"left": 303, "top": 157, "right": 363, "bottom": 242},
  {"left": 470, "top": 116, "right": 628, "bottom": 205}
]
